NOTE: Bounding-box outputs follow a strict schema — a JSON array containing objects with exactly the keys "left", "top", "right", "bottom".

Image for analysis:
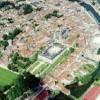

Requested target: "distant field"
[{"left": 0, "top": 67, "right": 18, "bottom": 87}]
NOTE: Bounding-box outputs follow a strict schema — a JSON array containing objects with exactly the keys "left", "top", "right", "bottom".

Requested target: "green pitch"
[{"left": 0, "top": 67, "right": 18, "bottom": 87}]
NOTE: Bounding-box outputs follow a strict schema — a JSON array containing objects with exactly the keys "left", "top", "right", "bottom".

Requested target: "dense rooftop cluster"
[{"left": 0, "top": 0, "right": 100, "bottom": 100}]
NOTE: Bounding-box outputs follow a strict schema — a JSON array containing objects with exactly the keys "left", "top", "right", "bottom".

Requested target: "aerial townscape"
[{"left": 0, "top": 0, "right": 100, "bottom": 100}]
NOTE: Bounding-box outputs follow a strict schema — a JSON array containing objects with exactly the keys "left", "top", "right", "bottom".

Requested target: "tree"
[
  {"left": 69, "top": 47, "right": 75, "bottom": 53},
  {"left": 13, "top": 28, "right": 22, "bottom": 36},
  {"left": 92, "top": 1, "right": 96, "bottom": 5},
  {"left": 0, "top": 1, "right": 15, "bottom": 10},
  {"left": 3, "top": 28, "right": 22, "bottom": 40},
  {"left": 52, "top": 10, "right": 63, "bottom": 18},
  {"left": 23, "top": 4, "right": 33, "bottom": 14},
  {"left": 8, "top": 52, "right": 33, "bottom": 72},
  {"left": 45, "top": 10, "right": 63, "bottom": 20},
  {"left": 7, "top": 73, "right": 41, "bottom": 99},
  {"left": 8, "top": 63, "right": 18, "bottom": 72},
  {"left": 97, "top": 0, "right": 100, "bottom": 3},
  {"left": 7, "top": 75, "right": 25, "bottom": 100},
  {"left": 0, "top": 91, "right": 6, "bottom": 100},
  {"left": 45, "top": 13, "right": 52, "bottom": 20},
  {"left": 97, "top": 48, "right": 100, "bottom": 54},
  {"left": 0, "top": 40, "right": 9, "bottom": 49},
  {"left": 3, "top": 34, "right": 8, "bottom": 40},
  {"left": 23, "top": 72, "right": 41, "bottom": 91},
  {"left": 8, "top": 28, "right": 22, "bottom": 40},
  {"left": 11, "top": 52, "right": 19, "bottom": 64},
  {"left": 0, "top": 51, "right": 3, "bottom": 59}
]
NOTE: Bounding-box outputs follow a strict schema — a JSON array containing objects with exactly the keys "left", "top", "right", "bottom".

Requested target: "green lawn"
[
  {"left": 27, "top": 60, "right": 40, "bottom": 71},
  {"left": 82, "top": 64, "right": 95, "bottom": 73},
  {"left": 28, "top": 60, "right": 48, "bottom": 75},
  {"left": 33, "top": 63, "right": 48, "bottom": 75},
  {"left": 0, "top": 67, "right": 18, "bottom": 87}
]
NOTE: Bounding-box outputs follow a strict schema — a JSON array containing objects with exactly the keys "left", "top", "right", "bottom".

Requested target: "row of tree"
[
  {"left": 3, "top": 28, "right": 22, "bottom": 40},
  {"left": 0, "top": 28, "right": 22, "bottom": 50},
  {"left": 8, "top": 52, "right": 38, "bottom": 73},
  {"left": 45, "top": 10, "right": 63, "bottom": 20}
]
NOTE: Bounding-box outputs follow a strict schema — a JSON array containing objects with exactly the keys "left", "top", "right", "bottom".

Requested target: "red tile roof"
[
  {"left": 34, "top": 89, "right": 49, "bottom": 100},
  {"left": 83, "top": 86, "right": 100, "bottom": 100}
]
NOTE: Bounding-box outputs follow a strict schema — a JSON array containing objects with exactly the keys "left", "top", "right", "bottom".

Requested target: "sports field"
[{"left": 0, "top": 67, "right": 18, "bottom": 87}]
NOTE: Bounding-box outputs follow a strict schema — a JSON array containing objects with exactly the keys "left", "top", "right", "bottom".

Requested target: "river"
[{"left": 79, "top": 1, "right": 100, "bottom": 25}]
